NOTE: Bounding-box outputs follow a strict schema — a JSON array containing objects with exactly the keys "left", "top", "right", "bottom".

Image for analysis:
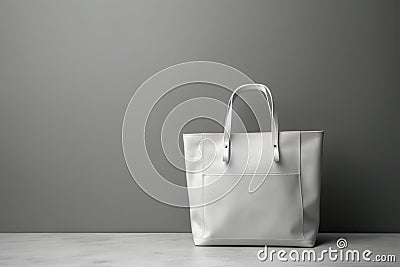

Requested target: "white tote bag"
[{"left": 183, "top": 84, "right": 323, "bottom": 247}]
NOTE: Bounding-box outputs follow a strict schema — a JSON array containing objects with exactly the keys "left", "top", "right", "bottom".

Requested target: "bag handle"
[{"left": 222, "top": 84, "right": 280, "bottom": 163}]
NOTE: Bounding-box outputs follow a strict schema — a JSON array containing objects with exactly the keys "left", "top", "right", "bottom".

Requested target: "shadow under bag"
[{"left": 183, "top": 84, "right": 323, "bottom": 247}]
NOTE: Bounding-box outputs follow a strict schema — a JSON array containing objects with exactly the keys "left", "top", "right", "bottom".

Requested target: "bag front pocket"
[{"left": 202, "top": 173, "right": 304, "bottom": 240}]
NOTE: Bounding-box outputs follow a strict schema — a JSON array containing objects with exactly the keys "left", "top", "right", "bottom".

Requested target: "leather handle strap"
[{"left": 222, "top": 84, "right": 280, "bottom": 163}]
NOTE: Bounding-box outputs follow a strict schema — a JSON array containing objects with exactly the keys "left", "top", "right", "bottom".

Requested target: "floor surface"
[{"left": 0, "top": 233, "right": 399, "bottom": 266}]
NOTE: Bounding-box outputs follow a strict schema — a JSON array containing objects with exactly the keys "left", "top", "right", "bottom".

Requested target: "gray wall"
[{"left": 0, "top": 0, "right": 399, "bottom": 232}]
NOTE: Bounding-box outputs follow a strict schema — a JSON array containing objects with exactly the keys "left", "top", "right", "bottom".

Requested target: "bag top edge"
[{"left": 183, "top": 130, "right": 324, "bottom": 136}]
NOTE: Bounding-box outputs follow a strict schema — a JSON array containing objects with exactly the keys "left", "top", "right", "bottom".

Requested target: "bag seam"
[
  {"left": 299, "top": 131, "right": 305, "bottom": 240},
  {"left": 201, "top": 133, "right": 206, "bottom": 239}
]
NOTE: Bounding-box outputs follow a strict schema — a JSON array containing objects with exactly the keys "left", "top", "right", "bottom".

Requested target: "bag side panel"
[
  {"left": 183, "top": 134, "right": 205, "bottom": 240},
  {"left": 300, "top": 131, "right": 324, "bottom": 246}
]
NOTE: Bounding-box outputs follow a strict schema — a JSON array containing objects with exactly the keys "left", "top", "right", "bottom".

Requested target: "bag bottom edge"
[{"left": 193, "top": 237, "right": 316, "bottom": 247}]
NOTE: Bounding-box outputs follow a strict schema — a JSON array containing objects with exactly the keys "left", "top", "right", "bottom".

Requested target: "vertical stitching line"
[
  {"left": 299, "top": 131, "right": 305, "bottom": 240},
  {"left": 201, "top": 133, "right": 206, "bottom": 238}
]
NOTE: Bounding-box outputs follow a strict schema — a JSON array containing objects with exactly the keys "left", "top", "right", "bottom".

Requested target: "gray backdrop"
[{"left": 0, "top": 0, "right": 399, "bottom": 232}]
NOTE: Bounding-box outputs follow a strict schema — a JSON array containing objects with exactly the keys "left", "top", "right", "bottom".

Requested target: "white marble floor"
[{"left": 0, "top": 233, "right": 399, "bottom": 266}]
